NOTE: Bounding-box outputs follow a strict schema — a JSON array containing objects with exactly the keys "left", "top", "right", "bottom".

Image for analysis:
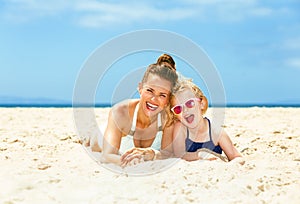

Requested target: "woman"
[{"left": 87, "top": 57, "right": 178, "bottom": 166}]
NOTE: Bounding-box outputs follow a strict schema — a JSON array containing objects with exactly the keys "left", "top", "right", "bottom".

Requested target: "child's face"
[
  {"left": 139, "top": 74, "right": 171, "bottom": 117},
  {"left": 171, "top": 89, "right": 202, "bottom": 129}
]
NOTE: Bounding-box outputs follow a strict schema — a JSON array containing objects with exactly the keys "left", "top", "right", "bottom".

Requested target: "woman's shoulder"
[
  {"left": 112, "top": 99, "right": 138, "bottom": 112},
  {"left": 110, "top": 99, "right": 139, "bottom": 120}
]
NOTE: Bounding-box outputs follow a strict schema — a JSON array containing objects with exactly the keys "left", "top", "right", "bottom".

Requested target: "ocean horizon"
[
  {"left": 0, "top": 103, "right": 299, "bottom": 108},
  {"left": 1, "top": 95, "right": 300, "bottom": 108}
]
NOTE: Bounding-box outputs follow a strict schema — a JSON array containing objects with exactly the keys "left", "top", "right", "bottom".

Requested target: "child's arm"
[
  {"left": 181, "top": 152, "right": 202, "bottom": 161},
  {"left": 218, "top": 129, "right": 245, "bottom": 165}
]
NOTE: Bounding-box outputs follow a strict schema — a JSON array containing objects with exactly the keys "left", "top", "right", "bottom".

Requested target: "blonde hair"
[{"left": 166, "top": 78, "right": 208, "bottom": 126}]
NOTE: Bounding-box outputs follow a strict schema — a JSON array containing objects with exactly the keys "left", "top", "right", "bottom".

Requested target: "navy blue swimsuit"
[{"left": 185, "top": 118, "right": 223, "bottom": 154}]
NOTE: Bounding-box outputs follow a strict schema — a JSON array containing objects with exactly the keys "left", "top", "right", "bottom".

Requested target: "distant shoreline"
[{"left": 0, "top": 103, "right": 299, "bottom": 108}]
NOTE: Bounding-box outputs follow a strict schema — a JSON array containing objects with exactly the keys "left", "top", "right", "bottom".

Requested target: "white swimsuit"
[{"left": 119, "top": 103, "right": 163, "bottom": 154}]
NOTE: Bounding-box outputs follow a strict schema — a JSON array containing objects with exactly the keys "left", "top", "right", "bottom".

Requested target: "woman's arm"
[
  {"left": 172, "top": 122, "right": 186, "bottom": 157},
  {"left": 101, "top": 108, "right": 123, "bottom": 165},
  {"left": 120, "top": 124, "right": 176, "bottom": 164},
  {"left": 159, "top": 123, "right": 175, "bottom": 159}
]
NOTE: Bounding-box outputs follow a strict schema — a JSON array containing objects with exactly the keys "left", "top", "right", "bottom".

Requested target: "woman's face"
[
  {"left": 171, "top": 89, "right": 202, "bottom": 129},
  {"left": 139, "top": 74, "right": 172, "bottom": 117}
]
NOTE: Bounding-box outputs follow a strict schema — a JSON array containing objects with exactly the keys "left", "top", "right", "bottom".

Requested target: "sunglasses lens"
[
  {"left": 185, "top": 99, "right": 195, "bottom": 108},
  {"left": 172, "top": 106, "right": 182, "bottom": 114}
]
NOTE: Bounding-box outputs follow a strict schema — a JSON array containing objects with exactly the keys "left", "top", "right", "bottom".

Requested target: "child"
[{"left": 170, "top": 79, "right": 245, "bottom": 164}]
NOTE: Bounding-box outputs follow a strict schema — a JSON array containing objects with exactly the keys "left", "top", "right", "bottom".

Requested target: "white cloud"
[
  {"left": 249, "top": 7, "right": 273, "bottom": 17},
  {"left": 74, "top": 1, "right": 196, "bottom": 28},
  {"left": 1, "top": 0, "right": 73, "bottom": 22},
  {"left": 182, "top": 0, "right": 274, "bottom": 22},
  {"left": 283, "top": 37, "right": 300, "bottom": 50},
  {"left": 0, "top": 0, "right": 292, "bottom": 27},
  {"left": 285, "top": 58, "right": 300, "bottom": 69},
  {"left": 1, "top": 0, "right": 196, "bottom": 26}
]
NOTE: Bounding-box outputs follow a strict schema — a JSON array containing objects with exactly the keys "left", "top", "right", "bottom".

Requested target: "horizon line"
[{"left": 0, "top": 102, "right": 299, "bottom": 108}]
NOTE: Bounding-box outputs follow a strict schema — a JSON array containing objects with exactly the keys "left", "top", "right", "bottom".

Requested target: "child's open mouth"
[{"left": 184, "top": 114, "right": 195, "bottom": 124}]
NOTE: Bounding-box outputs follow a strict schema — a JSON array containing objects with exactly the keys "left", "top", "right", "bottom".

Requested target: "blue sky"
[{"left": 0, "top": 0, "right": 300, "bottom": 105}]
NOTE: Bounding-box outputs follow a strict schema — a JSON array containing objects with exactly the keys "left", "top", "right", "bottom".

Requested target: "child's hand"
[
  {"left": 197, "top": 148, "right": 229, "bottom": 162},
  {"left": 198, "top": 151, "right": 219, "bottom": 161},
  {"left": 230, "top": 156, "right": 245, "bottom": 165}
]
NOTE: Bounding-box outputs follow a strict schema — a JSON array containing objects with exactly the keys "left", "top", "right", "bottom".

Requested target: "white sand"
[{"left": 1, "top": 107, "right": 300, "bottom": 203}]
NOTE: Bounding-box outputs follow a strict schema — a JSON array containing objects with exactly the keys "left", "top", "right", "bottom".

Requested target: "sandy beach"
[{"left": 1, "top": 107, "right": 300, "bottom": 203}]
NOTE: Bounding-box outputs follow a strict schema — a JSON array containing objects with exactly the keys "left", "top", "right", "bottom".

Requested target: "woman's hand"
[{"left": 120, "top": 147, "right": 155, "bottom": 167}]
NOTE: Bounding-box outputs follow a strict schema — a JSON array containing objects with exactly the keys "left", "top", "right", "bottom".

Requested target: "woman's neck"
[{"left": 137, "top": 107, "right": 158, "bottom": 129}]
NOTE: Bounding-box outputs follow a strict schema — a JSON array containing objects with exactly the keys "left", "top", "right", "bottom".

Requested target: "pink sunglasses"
[{"left": 171, "top": 98, "right": 200, "bottom": 115}]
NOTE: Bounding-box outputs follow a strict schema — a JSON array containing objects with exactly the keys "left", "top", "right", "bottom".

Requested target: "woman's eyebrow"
[
  {"left": 145, "top": 85, "right": 170, "bottom": 95},
  {"left": 143, "top": 85, "right": 152, "bottom": 89},
  {"left": 159, "top": 90, "right": 169, "bottom": 96}
]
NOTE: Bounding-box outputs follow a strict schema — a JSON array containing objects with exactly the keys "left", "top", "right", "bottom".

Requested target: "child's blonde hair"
[{"left": 166, "top": 78, "right": 208, "bottom": 126}]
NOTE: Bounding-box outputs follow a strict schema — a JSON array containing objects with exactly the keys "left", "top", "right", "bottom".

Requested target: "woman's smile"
[{"left": 146, "top": 101, "right": 159, "bottom": 111}]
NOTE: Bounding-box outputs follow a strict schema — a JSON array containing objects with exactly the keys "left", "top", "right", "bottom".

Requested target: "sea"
[{"left": 0, "top": 103, "right": 299, "bottom": 108}]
